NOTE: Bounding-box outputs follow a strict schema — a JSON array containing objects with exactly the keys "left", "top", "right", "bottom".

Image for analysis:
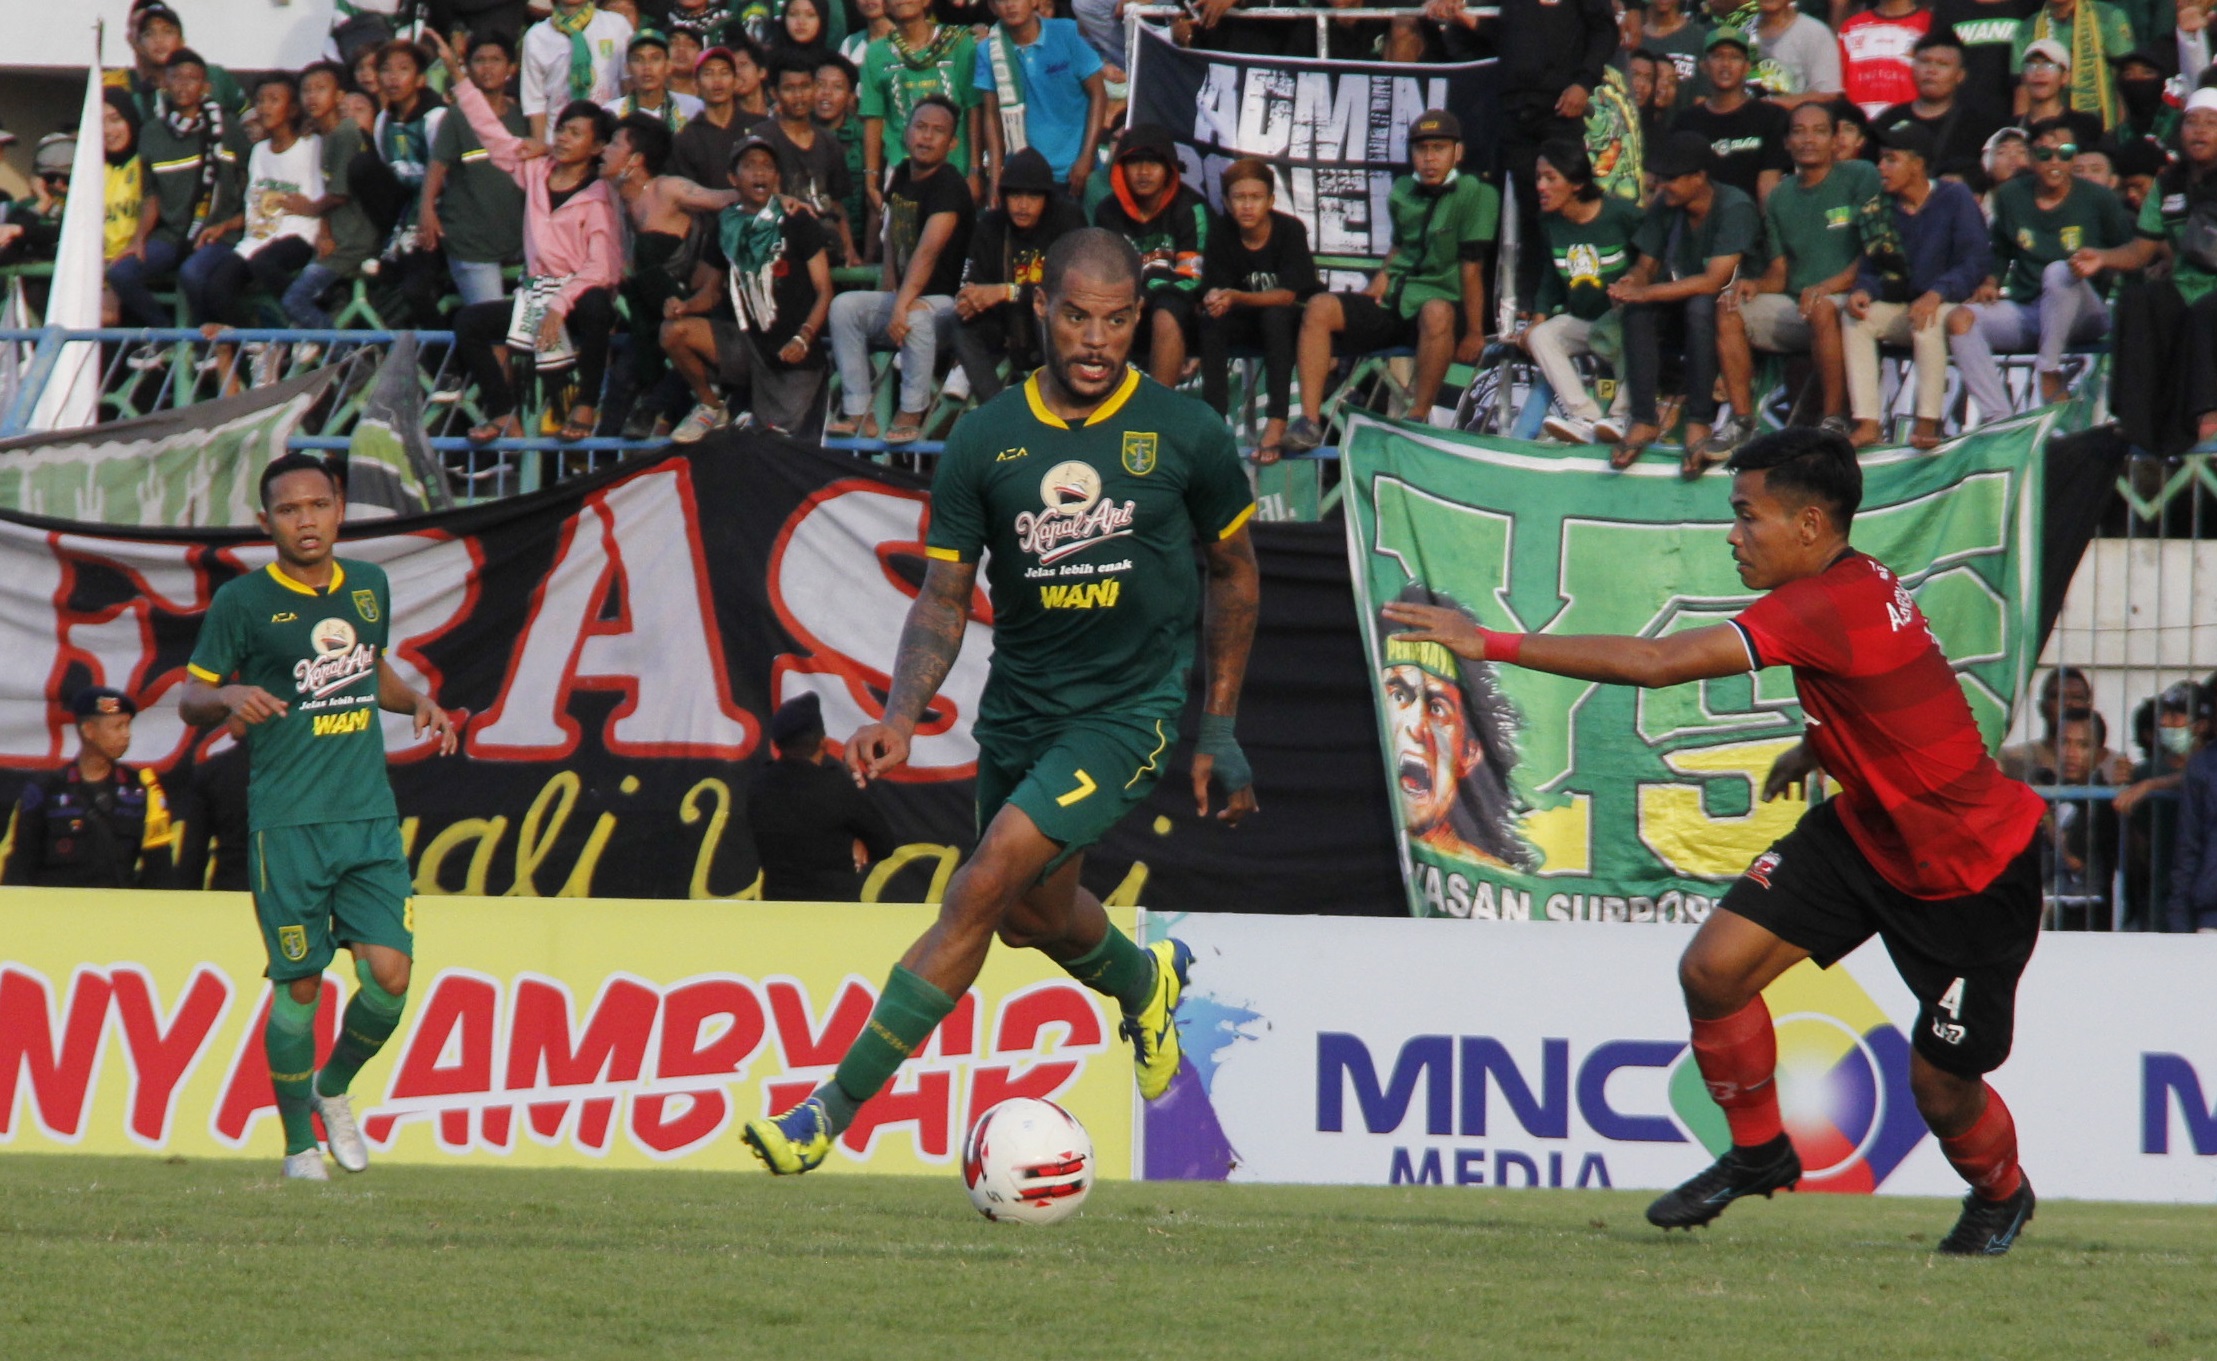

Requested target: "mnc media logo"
[{"left": 1669, "top": 961, "right": 1928, "bottom": 1193}]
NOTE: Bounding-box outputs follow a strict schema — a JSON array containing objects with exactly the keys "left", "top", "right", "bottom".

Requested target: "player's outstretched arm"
[
  {"left": 178, "top": 678, "right": 287, "bottom": 728},
  {"left": 1193, "top": 526, "right": 1261, "bottom": 825},
  {"left": 1381, "top": 604, "right": 1753, "bottom": 690},
  {"left": 376, "top": 660, "right": 459, "bottom": 755},
  {"left": 846, "top": 558, "right": 978, "bottom": 788}
]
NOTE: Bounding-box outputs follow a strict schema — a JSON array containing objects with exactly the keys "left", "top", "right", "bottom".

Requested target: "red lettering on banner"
[
  {"left": 632, "top": 977, "right": 771, "bottom": 1156},
  {"left": 993, "top": 983, "right": 1106, "bottom": 1053},
  {"left": 842, "top": 1070, "right": 954, "bottom": 1158},
  {"left": 108, "top": 966, "right": 231, "bottom": 1146},
  {"left": 0, "top": 967, "right": 114, "bottom": 1140},
  {"left": 370, "top": 971, "right": 499, "bottom": 1149},
  {"left": 210, "top": 978, "right": 341, "bottom": 1146},
  {"left": 766, "top": 977, "right": 876, "bottom": 1069},
  {"left": 470, "top": 464, "right": 757, "bottom": 761},
  {"left": 924, "top": 990, "right": 980, "bottom": 1059},
  {"left": 502, "top": 975, "right": 658, "bottom": 1151}
]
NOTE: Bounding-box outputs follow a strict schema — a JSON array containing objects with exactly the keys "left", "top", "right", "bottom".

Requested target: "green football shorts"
[
  {"left": 250, "top": 817, "right": 415, "bottom": 981},
  {"left": 974, "top": 710, "right": 1175, "bottom": 875}
]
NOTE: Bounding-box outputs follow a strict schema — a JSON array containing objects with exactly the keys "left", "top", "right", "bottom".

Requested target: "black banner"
[
  {"left": 1130, "top": 22, "right": 1499, "bottom": 260},
  {"left": 0, "top": 437, "right": 1407, "bottom": 914}
]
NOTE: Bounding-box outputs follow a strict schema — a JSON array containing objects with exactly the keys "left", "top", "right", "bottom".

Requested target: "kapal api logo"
[
  {"left": 296, "top": 617, "right": 378, "bottom": 699},
  {"left": 1016, "top": 461, "right": 1137, "bottom": 566}
]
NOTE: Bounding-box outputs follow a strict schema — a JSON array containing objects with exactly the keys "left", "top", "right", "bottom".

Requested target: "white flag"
[{"left": 30, "top": 28, "right": 112, "bottom": 433}]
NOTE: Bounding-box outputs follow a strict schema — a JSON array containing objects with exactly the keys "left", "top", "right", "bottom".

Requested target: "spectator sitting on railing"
[
  {"left": 421, "top": 37, "right": 531, "bottom": 322},
  {"left": 607, "top": 113, "right": 742, "bottom": 440},
  {"left": 1599, "top": 130, "right": 1758, "bottom": 473},
  {"left": 674, "top": 48, "right": 753, "bottom": 188},
  {"left": 2084, "top": 87, "right": 2217, "bottom": 458},
  {"left": 1089, "top": 124, "right": 1208, "bottom": 388},
  {"left": 1946, "top": 117, "right": 2132, "bottom": 419},
  {"left": 428, "top": 29, "right": 625, "bottom": 446},
  {"left": 1717, "top": 100, "right": 1875, "bottom": 438},
  {"left": 976, "top": 0, "right": 1107, "bottom": 203},
  {"left": 2035, "top": 706, "right": 2120, "bottom": 928},
  {"left": 2121, "top": 682, "right": 2211, "bottom": 929},
  {"left": 827, "top": 95, "right": 975, "bottom": 444},
  {"left": 280, "top": 63, "right": 382, "bottom": 347},
  {"left": 1284, "top": 111, "right": 1494, "bottom": 453},
  {"left": 954, "top": 148, "right": 1087, "bottom": 403},
  {"left": 1196, "top": 159, "right": 1320, "bottom": 464},
  {"left": 108, "top": 49, "right": 248, "bottom": 369},
  {"left": 2001, "top": 665, "right": 2136, "bottom": 783},
  {"left": 751, "top": 50, "right": 858, "bottom": 265},
  {"left": 1842, "top": 120, "right": 1990, "bottom": 450},
  {"left": 607, "top": 29, "right": 707, "bottom": 128},
  {"left": 1521, "top": 139, "right": 1642, "bottom": 447},
  {"left": 663, "top": 134, "right": 834, "bottom": 441},
  {"left": 194, "top": 75, "right": 332, "bottom": 391},
  {"left": 2167, "top": 691, "right": 2217, "bottom": 932},
  {"left": 111, "top": 2, "right": 248, "bottom": 124},
  {"left": 370, "top": 42, "right": 455, "bottom": 336}
]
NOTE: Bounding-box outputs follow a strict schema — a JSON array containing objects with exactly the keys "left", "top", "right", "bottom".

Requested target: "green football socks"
[
  {"left": 1058, "top": 926, "right": 1158, "bottom": 1015},
  {"left": 315, "top": 958, "right": 407, "bottom": 1099},
  {"left": 821, "top": 966, "right": 956, "bottom": 1136},
  {"left": 265, "top": 988, "right": 320, "bottom": 1156}
]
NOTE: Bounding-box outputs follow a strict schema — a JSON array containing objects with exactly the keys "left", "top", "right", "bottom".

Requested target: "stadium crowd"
[{"left": 2, "top": 0, "right": 2216, "bottom": 461}]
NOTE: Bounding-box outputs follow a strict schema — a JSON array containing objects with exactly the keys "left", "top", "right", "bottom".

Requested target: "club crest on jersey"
[
  {"left": 1121, "top": 431, "right": 1158, "bottom": 475},
  {"left": 1017, "top": 461, "right": 1137, "bottom": 566},
  {"left": 353, "top": 589, "right": 379, "bottom": 623},
  {"left": 1745, "top": 850, "right": 1782, "bottom": 889},
  {"left": 296, "top": 617, "right": 378, "bottom": 699}
]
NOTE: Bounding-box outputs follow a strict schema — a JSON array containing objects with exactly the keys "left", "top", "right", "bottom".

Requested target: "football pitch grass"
[{"left": 3, "top": 1154, "right": 2212, "bottom": 1360}]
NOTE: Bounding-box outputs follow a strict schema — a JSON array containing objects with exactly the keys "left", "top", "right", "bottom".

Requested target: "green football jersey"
[
  {"left": 187, "top": 560, "right": 398, "bottom": 832},
  {"left": 926, "top": 368, "right": 1256, "bottom": 725}
]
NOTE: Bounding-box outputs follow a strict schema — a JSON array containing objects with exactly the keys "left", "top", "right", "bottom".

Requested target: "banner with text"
[
  {"left": 0, "top": 892, "right": 1134, "bottom": 1173},
  {"left": 1136, "top": 911, "right": 2217, "bottom": 1202},
  {"left": 1341, "top": 413, "right": 2054, "bottom": 920},
  {"left": 1130, "top": 24, "right": 1498, "bottom": 262}
]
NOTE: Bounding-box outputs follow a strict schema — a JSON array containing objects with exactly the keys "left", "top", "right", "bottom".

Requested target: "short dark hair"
[
  {"left": 616, "top": 112, "right": 674, "bottom": 176},
  {"left": 1788, "top": 99, "right": 1839, "bottom": 132},
  {"left": 467, "top": 31, "right": 518, "bottom": 62},
  {"left": 1629, "top": 47, "right": 1665, "bottom": 66},
  {"left": 2059, "top": 705, "right": 2108, "bottom": 746},
  {"left": 1220, "top": 156, "right": 1275, "bottom": 195},
  {"left": 729, "top": 34, "right": 769, "bottom": 68},
  {"left": 300, "top": 60, "right": 353, "bottom": 93},
  {"left": 1913, "top": 27, "right": 1964, "bottom": 56},
  {"left": 774, "top": 47, "right": 821, "bottom": 81},
  {"left": 2026, "top": 115, "right": 2077, "bottom": 143},
  {"left": 165, "top": 47, "right": 208, "bottom": 73},
  {"left": 556, "top": 99, "right": 618, "bottom": 145},
  {"left": 913, "top": 92, "right": 960, "bottom": 126},
  {"left": 814, "top": 52, "right": 859, "bottom": 89},
  {"left": 259, "top": 453, "right": 343, "bottom": 509},
  {"left": 255, "top": 72, "right": 300, "bottom": 101},
  {"left": 1535, "top": 137, "right": 1601, "bottom": 201},
  {"left": 1042, "top": 226, "right": 1143, "bottom": 301},
  {"left": 375, "top": 39, "right": 430, "bottom": 73},
  {"left": 1725, "top": 427, "right": 1863, "bottom": 529}
]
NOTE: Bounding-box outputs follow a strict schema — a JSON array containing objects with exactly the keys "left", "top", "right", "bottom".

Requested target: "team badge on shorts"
[
  {"left": 352, "top": 589, "right": 380, "bottom": 623},
  {"left": 277, "top": 924, "right": 309, "bottom": 961},
  {"left": 1121, "top": 432, "right": 1158, "bottom": 475},
  {"left": 1745, "top": 850, "right": 1783, "bottom": 889}
]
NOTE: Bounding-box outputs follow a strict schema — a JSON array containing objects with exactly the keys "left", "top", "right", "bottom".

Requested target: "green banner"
[{"left": 1342, "top": 413, "right": 2055, "bottom": 920}]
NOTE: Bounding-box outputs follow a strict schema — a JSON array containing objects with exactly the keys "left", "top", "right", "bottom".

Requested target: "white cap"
[
  {"left": 2187, "top": 87, "right": 2217, "bottom": 117},
  {"left": 2023, "top": 37, "right": 2072, "bottom": 70}
]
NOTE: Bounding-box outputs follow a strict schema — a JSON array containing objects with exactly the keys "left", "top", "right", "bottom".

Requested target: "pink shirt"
[{"left": 455, "top": 80, "right": 622, "bottom": 317}]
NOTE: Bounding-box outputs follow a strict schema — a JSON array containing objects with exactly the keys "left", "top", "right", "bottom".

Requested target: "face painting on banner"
[
  {"left": 1340, "top": 412, "right": 2055, "bottom": 920},
  {"left": 1129, "top": 23, "right": 1499, "bottom": 264}
]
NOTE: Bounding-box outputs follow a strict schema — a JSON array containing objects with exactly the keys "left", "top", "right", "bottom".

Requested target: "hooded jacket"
[{"left": 1091, "top": 127, "right": 1206, "bottom": 295}]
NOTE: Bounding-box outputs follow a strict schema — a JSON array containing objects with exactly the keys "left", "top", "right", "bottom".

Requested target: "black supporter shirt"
[
  {"left": 1200, "top": 209, "right": 1322, "bottom": 298},
  {"left": 1673, "top": 99, "right": 1793, "bottom": 203},
  {"left": 885, "top": 159, "right": 975, "bottom": 298},
  {"left": 711, "top": 205, "right": 830, "bottom": 368},
  {"left": 749, "top": 116, "right": 853, "bottom": 217}
]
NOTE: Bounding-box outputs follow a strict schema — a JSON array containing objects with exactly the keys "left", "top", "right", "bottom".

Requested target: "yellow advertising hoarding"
[{"left": 0, "top": 890, "right": 1135, "bottom": 1176}]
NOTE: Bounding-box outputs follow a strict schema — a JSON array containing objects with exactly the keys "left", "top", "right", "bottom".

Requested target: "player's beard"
[{"left": 1042, "top": 323, "right": 1126, "bottom": 405}]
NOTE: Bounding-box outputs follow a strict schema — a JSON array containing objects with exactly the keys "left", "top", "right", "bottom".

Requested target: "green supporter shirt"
[
  {"left": 318, "top": 122, "right": 381, "bottom": 279},
  {"left": 187, "top": 560, "right": 398, "bottom": 833},
  {"left": 1989, "top": 175, "right": 2134, "bottom": 301},
  {"left": 2011, "top": 3, "right": 2138, "bottom": 127},
  {"left": 2135, "top": 174, "right": 2217, "bottom": 306},
  {"left": 1384, "top": 172, "right": 1499, "bottom": 322},
  {"left": 138, "top": 114, "right": 251, "bottom": 247},
  {"left": 1633, "top": 181, "right": 1761, "bottom": 281},
  {"left": 925, "top": 368, "right": 1256, "bottom": 726},
  {"left": 1535, "top": 195, "right": 1644, "bottom": 321},
  {"left": 430, "top": 97, "right": 530, "bottom": 265},
  {"left": 859, "top": 27, "right": 981, "bottom": 172},
  {"left": 1763, "top": 158, "right": 1880, "bottom": 296}
]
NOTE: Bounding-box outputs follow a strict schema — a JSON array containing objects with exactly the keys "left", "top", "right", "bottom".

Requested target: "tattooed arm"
[
  {"left": 1192, "top": 524, "right": 1261, "bottom": 824},
  {"left": 844, "top": 558, "right": 978, "bottom": 786}
]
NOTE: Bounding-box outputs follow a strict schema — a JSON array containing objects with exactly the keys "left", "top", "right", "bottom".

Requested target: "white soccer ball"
[{"left": 961, "top": 1097, "right": 1094, "bottom": 1225}]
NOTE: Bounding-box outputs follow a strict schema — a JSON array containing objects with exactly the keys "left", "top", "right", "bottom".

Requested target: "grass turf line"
[{"left": 1, "top": 1154, "right": 2212, "bottom": 1360}]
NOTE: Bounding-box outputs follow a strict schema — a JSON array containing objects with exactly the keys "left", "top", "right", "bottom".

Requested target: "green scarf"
[
  {"left": 890, "top": 22, "right": 961, "bottom": 71},
  {"left": 719, "top": 197, "right": 788, "bottom": 327},
  {"left": 551, "top": 2, "right": 601, "bottom": 103}
]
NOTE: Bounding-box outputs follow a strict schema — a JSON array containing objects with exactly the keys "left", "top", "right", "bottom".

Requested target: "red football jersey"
[{"left": 1732, "top": 551, "right": 2045, "bottom": 899}]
